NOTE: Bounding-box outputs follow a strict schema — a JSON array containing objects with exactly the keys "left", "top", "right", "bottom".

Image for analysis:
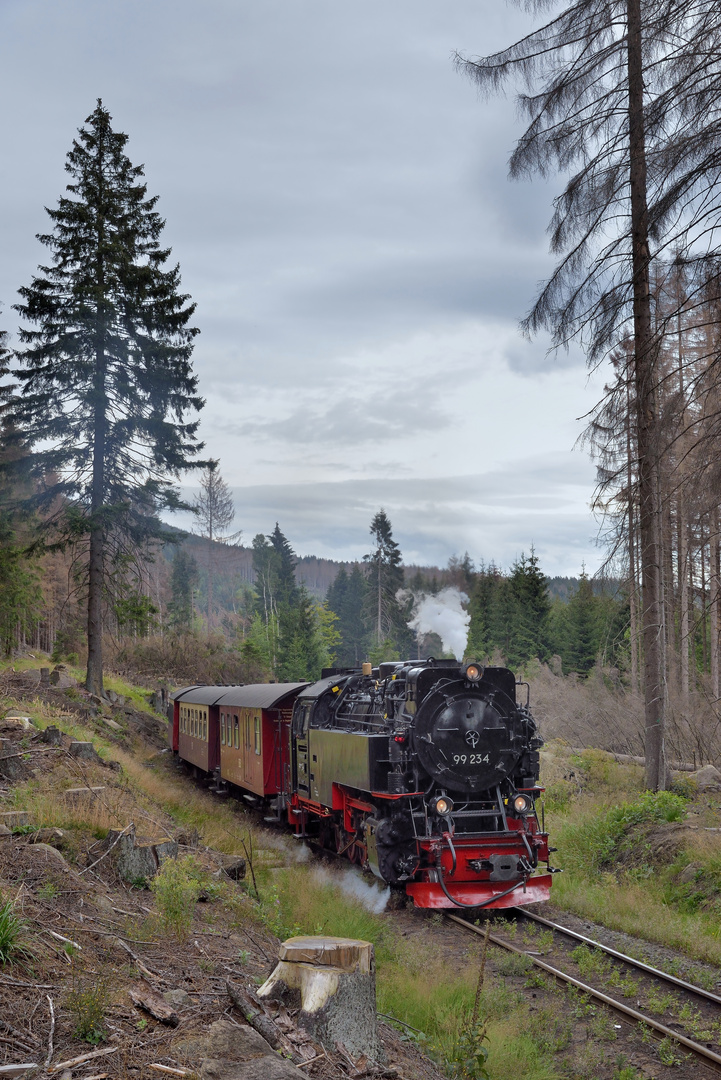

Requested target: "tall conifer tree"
[{"left": 3, "top": 102, "right": 204, "bottom": 693}]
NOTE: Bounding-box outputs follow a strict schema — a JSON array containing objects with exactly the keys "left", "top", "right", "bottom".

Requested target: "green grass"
[
  {"left": 267, "top": 865, "right": 562, "bottom": 1080},
  {"left": 545, "top": 746, "right": 721, "bottom": 967},
  {"left": 0, "top": 897, "right": 34, "bottom": 965}
]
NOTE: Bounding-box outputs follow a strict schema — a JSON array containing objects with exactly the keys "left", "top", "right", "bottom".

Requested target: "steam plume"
[{"left": 399, "top": 586, "right": 470, "bottom": 660}]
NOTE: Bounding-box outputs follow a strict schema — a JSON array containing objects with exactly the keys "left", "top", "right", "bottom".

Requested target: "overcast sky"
[{"left": 0, "top": 0, "right": 606, "bottom": 576}]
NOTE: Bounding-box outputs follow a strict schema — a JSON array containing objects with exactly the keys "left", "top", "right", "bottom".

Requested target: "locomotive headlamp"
[
  {"left": 430, "top": 795, "right": 454, "bottom": 817},
  {"left": 463, "top": 663, "right": 483, "bottom": 683},
  {"left": 512, "top": 794, "right": 532, "bottom": 815}
]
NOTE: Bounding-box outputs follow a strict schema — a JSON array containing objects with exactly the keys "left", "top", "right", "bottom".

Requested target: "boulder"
[
  {"left": 258, "top": 936, "right": 380, "bottom": 1061},
  {"left": 221, "top": 857, "right": 247, "bottom": 881},
  {"left": 26, "top": 842, "right": 83, "bottom": 886},
  {"left": 196, "top": 1020, "right": 306, "bottom": 1080},
  {"left": 50, "top": 666, "right": 76, "bottom": 688},
  {"left": 687, "top": 765, "right": 721, "bottom": 792},
  {"left": 164, "top": 988, "right": 192, "bottom": 1008},
  {"left": 0, "top": 810, "right": 30, "bottom": 829},
  {"left": 30, "top": 827, "right": 67, "bottom": 848},
  {"left": 0, "top": 824, "right": 12, "bottom": 839}
]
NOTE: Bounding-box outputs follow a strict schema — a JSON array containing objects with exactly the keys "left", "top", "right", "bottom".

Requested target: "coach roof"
[
  {"left": 216, "top": 683, "right": 308, "bottom": 709},
  {"left": 172, "top": 685, "right": 242, "bottom": 706}
]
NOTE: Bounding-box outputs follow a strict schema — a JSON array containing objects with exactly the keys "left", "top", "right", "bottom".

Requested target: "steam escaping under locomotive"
[{"left": 171, "top": 658, "right": 556, "bottom": 909}]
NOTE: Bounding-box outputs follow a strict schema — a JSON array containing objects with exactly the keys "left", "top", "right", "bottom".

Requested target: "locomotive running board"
[{"left": 406, "top": 872, "right": 553, "bottom": 910}]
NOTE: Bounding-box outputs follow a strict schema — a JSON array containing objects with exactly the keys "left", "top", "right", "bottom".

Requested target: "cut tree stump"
[
  {"left": 257, "top": 936, "right": 381, "bottom": 1061},
  {"left": 89, "top": 823, "right": 178, "bottom": 883}
]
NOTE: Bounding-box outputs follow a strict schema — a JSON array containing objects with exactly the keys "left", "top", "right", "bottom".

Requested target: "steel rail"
[
  {"left": 517, "top": 908, "right": 721, "bottom": 1007},
  {"left": 446, "top": 913, "right": 721, "bottom": 1072}
]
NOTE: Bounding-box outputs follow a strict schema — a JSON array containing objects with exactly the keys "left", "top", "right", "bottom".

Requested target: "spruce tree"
[
  {"left": 168, "top": 546, "right": 198, "bottom": 630},
  {"left": 363, "top": 509, "right": 409, "bottom": 652},
  {"left": 327, "top": 564, "right": 369, "bottom": 665},
  {"left": 4, "top": 102, "right": 203, "bottom": 693}
]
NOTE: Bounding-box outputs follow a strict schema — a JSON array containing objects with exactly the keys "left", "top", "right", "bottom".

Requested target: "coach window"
[
  {"left": 254, "top": 715, "right": 261, "bottom": 755},
  {"left": 203, "top": 714, "right": 207, "bottom": 740},
  {"left": 220, "top": 713, "right": 225, "bottom": 745},
  {"left": 234, "top": 714, "right": 239, "bottom": 749}
]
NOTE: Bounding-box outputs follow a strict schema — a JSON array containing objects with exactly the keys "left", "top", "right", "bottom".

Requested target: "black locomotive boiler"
[{"left": 172, "top": 657, "right": 555, "bottom": 909}]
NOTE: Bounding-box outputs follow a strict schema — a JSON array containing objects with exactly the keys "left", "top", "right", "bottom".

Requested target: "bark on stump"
[
  {"left": 90, "top": 823, "right": 178, "bottom": 883},
  {"left": 258, "top": 936, "right": 380, "bottom": 1061},
  {"left": 42, "top": 726, "right": 63, "bottom": 746}
]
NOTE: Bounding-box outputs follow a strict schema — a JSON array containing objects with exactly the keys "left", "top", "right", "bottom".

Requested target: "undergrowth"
[{"left": 546, "top": 744, "right": 721, "bottom": 967}]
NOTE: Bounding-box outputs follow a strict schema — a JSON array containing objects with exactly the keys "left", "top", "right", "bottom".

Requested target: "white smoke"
[
  {"left": 311, "top": 865, "right": 390, "bottom": 914},
  {"left": 399, "top": 586, "right": 470, "bottom": 661}
]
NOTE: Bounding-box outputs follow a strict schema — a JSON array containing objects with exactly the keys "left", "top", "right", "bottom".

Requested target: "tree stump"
[
  {"left": 69, "top": 740, "right": 102, "bottom": 763},
  {"left": 257, "top": 936, "right": 380, "bottom": 1061},
  {"left": 43, "top": 725, "right": 63, "bottom": 746}
]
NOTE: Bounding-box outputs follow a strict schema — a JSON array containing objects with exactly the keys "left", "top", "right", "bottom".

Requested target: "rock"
[
  {"left": 197, "top": 1020, "right": 306, "bottom": 1080},
  {"left": 90, "top": 823, "right": 178, "bottom": 883},
  {"left": 26, "top": 842, "right": 82, "bottom": 884},
  {"left": 258, "top": 936, "right": 380, "bottom": 1061},
  {"left": 221, "top": 857, "right": 247, "bottom": 881},
  {"left": 201, "top": 1061, "right": 306, "bottom": 1080},
  {"left": 175, "top": 828, "right": 201, "bottom": 847},
  {"left": 0, "top": 811, "right": 30, "bottom": 829},
  {"left": 69, "top": 741, "right": 102, "bottom": 763},
  {"left": 549, "top": 655, "right": 563, "bottom": 677},
  {"left": 0, "top": 824, "right": 12, "bottom": 838},
  {"left": 2, "top": 715, "right": 33, "bottom": 731},
  {"left": 30, "top": 827, "right": 67, "bottom": 848},
  {"left": 687, "top": 765, "right": 721, "bottom": 792},
  {"left": 163, "top": 988, "right": 192, "bottom": 1008},
  {"left": 42, "top": 725, "right": 63, "bottom": 746},
  {"left": 97, "top": 715, "right": 122, "bottom": 732},
  {"left": 678, "top": 863, "right": 702, "bottom": 884},
  {"left": 50, "top": 666, "right": 77, "bottom": 688}
]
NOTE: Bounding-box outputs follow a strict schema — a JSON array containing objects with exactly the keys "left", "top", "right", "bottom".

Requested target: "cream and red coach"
[{"left": 215, "top": 683, "right": 307, "bottom": 801}]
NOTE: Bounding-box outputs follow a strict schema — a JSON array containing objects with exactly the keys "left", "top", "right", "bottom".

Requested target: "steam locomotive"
[{"left": 171, "top": 658, "right": 555, "bottom": 909}]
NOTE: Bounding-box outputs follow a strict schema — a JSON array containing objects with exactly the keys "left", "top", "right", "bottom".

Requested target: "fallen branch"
[
  {"left": 0, "top": 1020, "right": 38, "bottom": 1048},
  {"left": 45, "top": 996, "right": 55, "bottom": 1069},
  {"left": 0, "top": 748, "right": 63, "bottom": 761},
  {"left": 115, "top": 937, "right": 158, "bottom": 979},
  {"left": 129, "top": 984, "right": 179, "bottom": 1027},
  {"left": 80, "top": 821, "right": 134, "bottom": 876},
  {"left": 0, "top": 1035, "right": 36, "bottom": 1055},
  {"left": 225, "top": 981, "right": 287, "bottom": 1053},
  {"left": 47, "top": 930, "right": 81, "bottom": 950},
  {"left": 48, "top": 1046, "right": 119, "bottom": 1072},
  {"left": 147, "top": 1066, "right": 190, "bottom": 1077},
  {"left": 0, "top": 975, "right": 58, "bottom": 989}
]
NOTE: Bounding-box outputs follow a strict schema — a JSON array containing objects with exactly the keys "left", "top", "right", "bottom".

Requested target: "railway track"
[{"left": 447, "top": 911, "right": 721, "bottom": 1074}]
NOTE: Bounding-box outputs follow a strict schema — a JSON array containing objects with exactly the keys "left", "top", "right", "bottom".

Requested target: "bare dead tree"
[
  {"left": 457, "top": 0, "right": 721, "bottom": 789},
  {"left": 193, "top": 460, "right": 237, "bottom": 631}
]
